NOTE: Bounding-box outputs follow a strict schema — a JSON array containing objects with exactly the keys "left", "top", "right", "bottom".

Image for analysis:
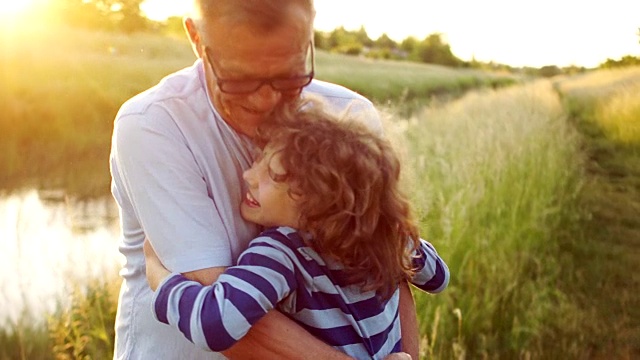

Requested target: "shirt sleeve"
[
  {"left": 410, "top": 239, "right": 450, "bottom": 293},
  {"left": 112, "top": 104, "right": 235, "bottom": 271},
  {"left": 151, "top": 236, "right": 299, "bottom": 352}
]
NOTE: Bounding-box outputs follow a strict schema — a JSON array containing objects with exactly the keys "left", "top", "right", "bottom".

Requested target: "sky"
[{"left": 141, "top": 0, "right": 637, "bottom": 68}]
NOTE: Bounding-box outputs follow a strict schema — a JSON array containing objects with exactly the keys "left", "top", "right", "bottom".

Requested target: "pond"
[{"left": 0, "top": 189, "right": 122, "bottom": 327}]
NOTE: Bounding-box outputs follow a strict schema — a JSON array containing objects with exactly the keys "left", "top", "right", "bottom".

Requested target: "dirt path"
[{"left": 560, "top": 119, "right": 640, "bottom": 359}]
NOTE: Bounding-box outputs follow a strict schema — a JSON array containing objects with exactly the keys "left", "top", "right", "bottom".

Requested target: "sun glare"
[
  {"left": 0, "top": 0, "right": 48, "bottom": 37},
  {"left": 0, "top": 1, "right": 34, "bottom": 18}
]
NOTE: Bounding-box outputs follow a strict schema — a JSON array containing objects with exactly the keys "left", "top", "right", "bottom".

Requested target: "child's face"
[{"left": 241, "top": 144, "right": 301, "bottom": 229}]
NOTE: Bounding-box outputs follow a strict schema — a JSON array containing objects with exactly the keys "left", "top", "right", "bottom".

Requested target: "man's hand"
[{"left": 143, "top": 239, "right": 172, "bottom": 291}]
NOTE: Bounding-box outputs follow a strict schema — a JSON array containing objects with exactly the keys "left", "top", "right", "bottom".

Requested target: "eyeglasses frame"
[{"left": 203, "top": 41, "right": 315, "bottom": 95}]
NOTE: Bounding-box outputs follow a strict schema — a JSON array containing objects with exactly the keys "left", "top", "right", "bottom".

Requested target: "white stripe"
[
  {"left": 165, "top": 281, "right": 197, "bottom": 326},
  {"left": 189, "top": 285, "right": 218, "bottom": 350},
  {"left": 335, "top": 344, "right": 371, "bottom": 360},
  {"left": 219, "top": 266, "right": 291, "bottom": 305},
  {"left": 357, "top": 291, "right": 399, "bottom": 336},
  {"left": 294, "top": 307, "right": 353, "bottom": 329},
  {"left": 216, "top": 292, "right": 252, "bottom": 340},
  {"left": 371, "top": 316, "right": 402, "bottom": 360}
]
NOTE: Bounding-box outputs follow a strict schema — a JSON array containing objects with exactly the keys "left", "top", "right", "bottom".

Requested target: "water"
[{"left": 0, "top": 189, "right": 122, "bottom": 326}]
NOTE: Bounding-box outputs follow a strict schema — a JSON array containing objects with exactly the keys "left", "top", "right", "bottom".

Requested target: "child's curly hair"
[{"left": 256, "top": 99, "right": 421, "bottom": 300}]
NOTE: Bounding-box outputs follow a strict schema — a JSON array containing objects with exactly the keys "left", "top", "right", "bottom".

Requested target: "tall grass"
[
  {"left": 0, "top": 275, "right": 120, "bottom": 360},
  {"left": 550, "top": 66, "right": 640, "bottom": 358},
  {"left": 382, "top": 80, "right": 584, "bottom": 358},
  {"left": 315, "top": 51, "right": 518, "bottom": 104},
  {"left": 48, "top": 278, "right": 120, "bottom": 360},
  {"left": 556, "top": 66, "right": 640, "bottom": 145}
]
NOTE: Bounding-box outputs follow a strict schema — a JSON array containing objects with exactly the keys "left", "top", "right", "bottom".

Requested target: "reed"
[
  {"left": 382, "top": 80, "right": 584, "bottom": 358},
  {"left": 549, "top": 66, "right": 640, "bottom": 358},
  {"left": 557, "top": 66, "right": 640, "bottom": 144}
]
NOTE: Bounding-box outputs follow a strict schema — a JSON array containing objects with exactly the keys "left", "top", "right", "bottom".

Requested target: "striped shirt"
[{"left": 153, "top": 226, "right": 449, "bottom": 359}]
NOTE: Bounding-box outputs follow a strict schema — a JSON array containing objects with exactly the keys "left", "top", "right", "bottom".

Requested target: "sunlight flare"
[
  {"left": 0, "top": 0, "right": 35, "bottom": 18},
  {"left": 0, "top": 0, "right": 45, "bottom": 35}
]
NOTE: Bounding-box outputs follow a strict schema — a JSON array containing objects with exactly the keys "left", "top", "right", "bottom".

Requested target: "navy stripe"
[
  {"left": 293, "top": 279, "right": 385, "bottom": 321},
  {"left": 346, "top": 295, "right": 387, "bottom": 321},
  {"left": 392, "top": 338, "right": 402, "bottom": 352},
  {"left": 291, "top": 279, "right": 341, "bottom": 312},
  {"left": 296, "top": 314, "right": 400, "bottom": 357},
  {"left": 235, "top": 252, "right": 297, "bottom": 294},
  {"left": 365, "top": 307, "right": 399, "bottom": 353},
  {"left": 219, "top": 281, "right": 268, "bottom": 325},
  {"left": 177, "top": 284, "right": 201, "bottom": 342},
  {"left": 199, "top": 285, "right": 235, "bottom": 351},
  {"left": 225, "top": 267, "right": 281, "bottom": 305},
  {"left": 327, "top": 268, "right": 356, "bottom": 287},
  {"left": 412, "top": 241, "right": 435, "bottom": 269},
  {"left": 422, "top": 260, "right": 446, "bottom": 291},
  {"left": 412, "top": 251, "right": 426, "bottom": 270},
  {"left": 258, "top": 229, "right": 328, "bottom": 278},
  {"left": 305, "top": 324, "right": 363, "bottom": 347},
  {"left": 154, "top": 274, "right": 185, "bottom": 324}
]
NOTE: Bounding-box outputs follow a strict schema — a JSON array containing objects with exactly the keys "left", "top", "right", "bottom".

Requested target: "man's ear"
[{"left": 183, "top": 17, "right": 203, "bottom": 58}]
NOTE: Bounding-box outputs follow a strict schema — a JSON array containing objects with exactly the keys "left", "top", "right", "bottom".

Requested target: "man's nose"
[{"left": 247, "top": 83, "right": 282, "bottom": 112}]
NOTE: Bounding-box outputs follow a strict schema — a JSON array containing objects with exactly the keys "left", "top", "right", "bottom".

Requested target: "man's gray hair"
[{"left": 192, "top": 0, "right": 314, "bottom": 31}]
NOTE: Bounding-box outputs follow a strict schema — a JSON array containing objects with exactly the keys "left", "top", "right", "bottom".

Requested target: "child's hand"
[{"left": 144, "top": 239, "right": 171, "bottom": 291}]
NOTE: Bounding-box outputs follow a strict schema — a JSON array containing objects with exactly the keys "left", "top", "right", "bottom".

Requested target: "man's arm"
[
  {"left": 399, "top": 281, "right": 420, "bottom": 360},
  {"left": 224, "top": 311, "right": 351, "bottom": 360}
]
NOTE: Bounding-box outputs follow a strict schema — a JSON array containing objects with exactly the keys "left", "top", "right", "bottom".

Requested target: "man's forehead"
[
  {"left": 205, "top": 0, "right": 314, "bottom": 28},
  {"left": 211, "top": 31, "right": 310, "bottom": 73}
]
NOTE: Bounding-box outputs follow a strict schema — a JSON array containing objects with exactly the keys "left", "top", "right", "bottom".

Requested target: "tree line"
[
  {"left": 43, "top": 0, "right": 469, "bottom": 68},
  {"left": 314, "top": 26, "right": 464, "bottom": 68},
  {"left": 43, "top": 0, "right": 639, "bottom": 73},
  {"left": 46, "top": 0, "right": 151, "bottom": 33}
]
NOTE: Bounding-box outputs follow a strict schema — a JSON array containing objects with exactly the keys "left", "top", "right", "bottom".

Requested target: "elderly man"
[{"left": 109, "top": 0, "right": 419, "bottom": 359}]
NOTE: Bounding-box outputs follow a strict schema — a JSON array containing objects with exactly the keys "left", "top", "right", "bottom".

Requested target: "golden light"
[
  {"left": 0, "top": 0, "right": 41, "bottom": 34},
  {"left": 0, "top": 0, "right": 35, "bottom": 19}
]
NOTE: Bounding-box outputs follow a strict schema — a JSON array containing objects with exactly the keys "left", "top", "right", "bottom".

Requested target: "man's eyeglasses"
[{"left": 204, "top": 43, "right": 314, "bottom": 95}]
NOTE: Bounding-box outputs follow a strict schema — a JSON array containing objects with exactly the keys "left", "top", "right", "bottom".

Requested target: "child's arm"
[
  {"left": 410, "top": 239, "right": 450, "bottom": 293},
  {"left": 144, "top": 237, "right": 299, "bottom": 352}
]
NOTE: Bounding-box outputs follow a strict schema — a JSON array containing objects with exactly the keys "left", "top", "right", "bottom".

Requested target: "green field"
[{"left": 2, "top": 26, "right": 639, "bottom": 359}]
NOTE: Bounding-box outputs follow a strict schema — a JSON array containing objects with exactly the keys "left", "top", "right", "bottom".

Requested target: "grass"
[
  {"left": 381, "top": 80, "right": 584, "bottom": 358},
  {"left": 547, "top": 68, "right": 640, "bottom": 358},
  {"left": 47, "top": 279, "right": 120, "bottom": 360},
  {"left": 315, "top": 51, "right": 518, "bottom": 104},
  {"left": 3, "top": 25, "right": 639, "bottom": 359},
  {"left": 0, "top": 274, "right": 121, "bottom": 360}
]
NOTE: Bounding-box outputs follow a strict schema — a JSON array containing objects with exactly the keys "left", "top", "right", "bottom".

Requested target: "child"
[{"left": 144, "top": 101, "right": 450, "bottom": 359}]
